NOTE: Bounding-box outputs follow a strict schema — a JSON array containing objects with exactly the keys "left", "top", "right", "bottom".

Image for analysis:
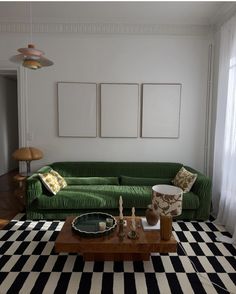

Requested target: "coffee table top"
[{"left": 55, "top": 216, "right": 177, "bottom": 254}]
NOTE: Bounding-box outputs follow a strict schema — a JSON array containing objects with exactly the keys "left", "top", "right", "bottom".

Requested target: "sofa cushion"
[
  {"left": 172, "top": 167, "right": 197, "bottom": 192},
  {"left": 38, "top": 173, "right": 61, "bottom": 195},
  {"left": 32, "top": 185, "right": 199, "bottom": 211},
  {"left": 50, "top": 162, "right": 183, "bottom": 178},
  {"left": 50, "top": 170, "right": 67, "bottom": 189},
  {"left": 120, "top": 176, "right": 171, "bottom": 186},
  {"left": 33, "top": 185, "right": 152, "bottom": 210},
  {"left": 65, "top": 177, "right": 119, "bottom": 185}
]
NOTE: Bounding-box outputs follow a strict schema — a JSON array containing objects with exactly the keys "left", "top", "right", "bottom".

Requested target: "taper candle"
[
  {"left": 131, "top": 207, "right": 136, "bottom": 231},
  {"left": 119, "top": 196, "right": 123, "bottom": 220}
]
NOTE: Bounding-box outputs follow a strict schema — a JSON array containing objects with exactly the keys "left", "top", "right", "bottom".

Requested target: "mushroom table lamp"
[
  {"left": 152, "top": 184, "right": 183, "bottom": 241},
  {"left": 12, "top": 147, "right": 43, "bottom": 176}
]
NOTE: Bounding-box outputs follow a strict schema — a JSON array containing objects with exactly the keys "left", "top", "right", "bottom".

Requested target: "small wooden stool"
[{"left": 13, "top": 174, "right": 27, "bottom": 206}]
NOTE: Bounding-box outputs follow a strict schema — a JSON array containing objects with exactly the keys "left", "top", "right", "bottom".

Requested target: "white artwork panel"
[
  {"left": 141, "top": 84, "right": 181, "bottom": 138},
  {"left": 101, "top": 84, "right": 139, "bottom": 137},
  {"left": 58, "top": 83, "right": 97, "bottom": 137}
]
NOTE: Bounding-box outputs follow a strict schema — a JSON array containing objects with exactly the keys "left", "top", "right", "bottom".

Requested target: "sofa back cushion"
[
  {"left": 50, "top": 162, "right": 183, "bottom": 178},
  {"left": 120, "top": 176, "right": 172, "bottom": 186},
  {"left": 65, "top": 177, "right": 119, "bottom": 185}
]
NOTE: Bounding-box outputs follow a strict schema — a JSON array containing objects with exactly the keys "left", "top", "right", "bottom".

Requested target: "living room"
[{"left": 0, "top": 1, "right": 236, "bottom": 293}]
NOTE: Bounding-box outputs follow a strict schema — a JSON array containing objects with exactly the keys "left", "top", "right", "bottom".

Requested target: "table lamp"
[
  {"left": 12, "top": 147, "right": 43, "bottom": 176},
  {"left": 152, "top": 184, "right": 183, "bottom": 241}
]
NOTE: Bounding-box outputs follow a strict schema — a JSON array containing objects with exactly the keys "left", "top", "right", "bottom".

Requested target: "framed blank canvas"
[
  {"left": 141, "top": 84, "right": 181, "bottom": 138},
  {"left": 58, "top": 82, "right": 97, "bottom": 137},
  {"left": 101, "top": 83, "right": 139, "bottom": 138}
]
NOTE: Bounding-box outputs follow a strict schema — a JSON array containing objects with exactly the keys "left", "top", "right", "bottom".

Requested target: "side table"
[{"left": 13, "top": 174, "right": 27, "bottom": 207}]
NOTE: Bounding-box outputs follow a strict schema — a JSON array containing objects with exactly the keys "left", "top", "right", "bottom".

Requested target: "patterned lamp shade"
[{"left": 152, "top": 184, "right": 183, "bottom": 217}]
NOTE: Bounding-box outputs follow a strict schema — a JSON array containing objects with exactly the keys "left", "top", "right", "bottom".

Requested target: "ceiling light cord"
[
  {"left": 10, "top": 1, "right": 53, "bottom": 69},
  {"left": 29, "top": 1, "right": 33, "bottom": 45}
]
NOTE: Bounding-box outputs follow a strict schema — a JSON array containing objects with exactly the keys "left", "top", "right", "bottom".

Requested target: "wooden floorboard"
[{"left": 0, "top": 169, "right": 24, "bottom": 229}]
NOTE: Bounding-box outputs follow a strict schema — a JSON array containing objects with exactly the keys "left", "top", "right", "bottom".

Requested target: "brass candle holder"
[
  {"left": 127, "top": 229, "right": 138, "bottom": 240},
  {"left": 118, "top": 218, "right": 125, "bottom": 240},
  {"left": 118, "top": 196, "right": 125, "bottom": 240},
  {"left": 128, "top": 207, "right": 138, "bottom": 239}
]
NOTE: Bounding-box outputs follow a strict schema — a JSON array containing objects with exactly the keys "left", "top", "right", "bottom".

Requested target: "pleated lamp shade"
[{"left": 12, "top": 147, "right": 43, "bottom": 176}]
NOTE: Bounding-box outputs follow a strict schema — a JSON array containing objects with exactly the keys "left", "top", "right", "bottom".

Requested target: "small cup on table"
[
  {"left": 106, "top": 218, "right": 113, "bottom": 228},
  {"left": 98, "top": 221, "right": 106, "bottom": 231}
]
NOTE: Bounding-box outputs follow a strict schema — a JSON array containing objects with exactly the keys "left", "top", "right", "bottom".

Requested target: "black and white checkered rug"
[{"left": 0, "top": 214, "right": 236, "bottom": 294}]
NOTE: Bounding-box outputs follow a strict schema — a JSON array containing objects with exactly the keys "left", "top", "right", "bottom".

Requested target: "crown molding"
[
  {"left": 0, "top": 21, "right": 213, "bottom": 36},
  {"left": 210, "top": 3, "right": 236, "bottom": 30}
]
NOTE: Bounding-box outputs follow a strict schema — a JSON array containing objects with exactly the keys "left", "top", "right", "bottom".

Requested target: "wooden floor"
[{"left": 0, "top": 170, "right": 24, "bottom": 229}]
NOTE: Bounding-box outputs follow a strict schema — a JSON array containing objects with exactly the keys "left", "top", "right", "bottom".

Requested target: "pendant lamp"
[{"left": 10, "top": 2, "right": 53, "bottom": 69}]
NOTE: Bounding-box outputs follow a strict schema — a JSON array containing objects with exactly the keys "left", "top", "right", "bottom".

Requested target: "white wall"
[
  {"left": 0, "top": 32, "right": 211, "bottom": 173},
  {"left": 0, "top": 76, "right": 18, "bottom": 175}
]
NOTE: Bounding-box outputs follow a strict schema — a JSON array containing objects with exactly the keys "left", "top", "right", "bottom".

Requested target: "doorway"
[{"left": 0, "top": 70, "right": 19, "bottom": 176}]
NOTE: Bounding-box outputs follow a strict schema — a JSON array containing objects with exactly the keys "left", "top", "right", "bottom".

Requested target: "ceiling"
[{"left": 0, "top": 2, "right": 234, "bottom": 26}]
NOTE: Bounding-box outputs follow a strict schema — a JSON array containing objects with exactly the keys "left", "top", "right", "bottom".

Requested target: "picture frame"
[
  {"left": 58, "top": 82, "right": 97, "bottom": 137},
  {"left": 141, "top": 83, "right": 181, "bottom": 138},
  {"left": 100, "top": 83, "right": 139, "bottom": 138}
]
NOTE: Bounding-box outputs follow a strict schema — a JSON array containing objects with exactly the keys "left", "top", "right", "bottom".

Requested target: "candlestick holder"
[
  {"left": 128, "top": 219, "right": 138, "bottom": 239},
  {"left": 128, "top": 229, "right": 138, "bottom": 239},
  {"left": 118, "top": 218, "right": 125, "bottom": 240}
]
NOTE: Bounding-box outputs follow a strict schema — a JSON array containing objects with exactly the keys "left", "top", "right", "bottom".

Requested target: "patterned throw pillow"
[
  {"left": 172, "top": 167, "right": 197, "bottom": 192},
  {"left": 49, "top": 170, "right": 67, "bottom": 189},
  {"left": 38, "top": 173, "right": 61, "bottom": 195}
]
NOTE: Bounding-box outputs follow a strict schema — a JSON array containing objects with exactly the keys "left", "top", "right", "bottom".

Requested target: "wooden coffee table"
[{"left": 55, "top": 216, "right": 177, "bottom": 261}]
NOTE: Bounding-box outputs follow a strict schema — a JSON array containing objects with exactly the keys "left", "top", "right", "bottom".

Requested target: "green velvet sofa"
[{"left": 26, "top": 162, "right": 212, "bottom": 220}]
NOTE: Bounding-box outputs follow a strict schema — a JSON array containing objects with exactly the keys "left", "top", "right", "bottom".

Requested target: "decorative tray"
[{"left": 71, "top": 212, "right": 117, "bottom": 237}]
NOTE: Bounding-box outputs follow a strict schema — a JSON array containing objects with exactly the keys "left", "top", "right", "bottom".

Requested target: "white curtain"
[{"left": 212, "top": 15, "right": 236, "bottom": 244}]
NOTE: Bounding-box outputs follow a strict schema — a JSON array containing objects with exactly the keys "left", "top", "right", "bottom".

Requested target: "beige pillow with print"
[
  {"left": 39, "top": 173, "right": 61, "bottom": 195},
  {"left": 172, "top": 167, "right": 197, "bottom": 192},
  {"left": 49, "top": 169, "right": 67, "bottom": 189}
]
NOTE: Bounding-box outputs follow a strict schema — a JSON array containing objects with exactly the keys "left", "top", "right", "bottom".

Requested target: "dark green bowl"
[{"left": 71, "top": 212, "right": 117, "bottom": 237}]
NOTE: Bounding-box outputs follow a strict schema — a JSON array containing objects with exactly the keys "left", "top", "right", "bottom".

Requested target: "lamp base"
[
  {"left": 19, "top": 172, "right": 34, "bottom": 177},
  {"left": 160, "top": 215, "right": 172, "bottom": 241}
]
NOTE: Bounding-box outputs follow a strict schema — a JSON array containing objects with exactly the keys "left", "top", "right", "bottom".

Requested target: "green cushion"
[
  {"left": 32, "top": 185, "right": 199, "bottom": 211},
  {"left": 34, "top": 185, "right": 152, "bottom": 210},
  {"left": 64, "top": 177, "right": 119, "bottom": 185},
  {"left": 120, "top": 175, "right": 171, "bottom": 186},
  {"left": 50, "top": 162, "right": 183, "bottom": 178}
]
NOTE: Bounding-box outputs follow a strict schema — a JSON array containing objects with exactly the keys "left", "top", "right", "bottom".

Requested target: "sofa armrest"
[
  {"left": 26, "top": 177, "right": 43, "bottom": 207},
  {"left": 192, "top": 176, "right": 212, "bottom": 220},
  {"left": 26, "top": 165, "right": 51, "bottom": 207},
  {"left": 184, "top": 167, "right": 212, "bottom": 220}
]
